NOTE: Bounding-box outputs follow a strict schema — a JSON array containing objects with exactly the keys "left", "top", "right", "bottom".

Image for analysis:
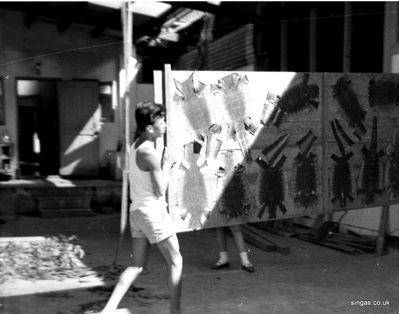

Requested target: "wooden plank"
[
  {"left": 115, "top": 308, "right": 133, "bottom": 314},
  {"left": 241, "top": 226, "right": 281, "bottom": 252},
  {"left": 298, "top": 234, "right": 363, "bottom": 254},
  {"left": 242, "top": 224, "right": 291, "bottom": 254},
  {"left": 250, "top": 221, "right": 297, "bottom": 238},
  {"left": 153, "top": 70, "right": 164, "bottom": 104},
  {"left": 375, "top": 204, "right": 389, "bottom": 256},
  {"left": 0, "top": 236, "right": 47, "bottom": 243}
]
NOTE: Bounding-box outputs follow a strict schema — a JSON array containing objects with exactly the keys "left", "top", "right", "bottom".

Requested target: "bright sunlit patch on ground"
[{"left": 0, "top": 236, "right": 106, "bottom": 297}]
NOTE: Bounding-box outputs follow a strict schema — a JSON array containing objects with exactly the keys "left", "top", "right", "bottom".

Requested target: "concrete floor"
[{"left": 0, "top": 214, "right": 398, "bottom": 314}]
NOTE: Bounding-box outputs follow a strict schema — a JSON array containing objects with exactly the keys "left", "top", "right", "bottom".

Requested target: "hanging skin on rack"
[
  {"left": 178, "top": 142, "right": 213, "bottom": 229},
  {"left": 385, "top": 128, "right": 399, "bottom": 198},
  {"left": 256, "top": 134, "right": 289, "bottom": 219},
  {"left": 357, "top": 116, "right": 384, "bottom": 205},
  {"left": 174, "top": 72, "right": 213, "bottom": 145},
  {"left": 267, "top": 73, "right": 319, "bottom": 127},
  {"left": 211, "top": 73, "right": 257, "bottom": 162},
  {"left": 331, "top": 76, "right": 367, "bottom": 139},
  {"left": 330, "top": 119, "right": 354, "bottom": 207},
  {"left": 216, "top": 151, "right": 251, "bottom": 220},
  {"left": 261, "top": 92, "right": 279, "bottom": 125},
  {"left": 293, "top": 130, "right": 318, "bottom": 208}
]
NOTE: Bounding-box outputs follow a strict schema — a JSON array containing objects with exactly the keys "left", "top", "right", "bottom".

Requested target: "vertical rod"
[
  {"left": 376, "top": 204, "right": 389, "bottom": 256},
  {"left": 114, "top": 1, "right": 133, "bottom": 266},
  {"left": 343, "top": 2, "right": 352, "bottom": 72},
  {"left": 163, "top": 64, "right": 175, "bottom": 219},
  {"left": 321, "top": 73, "right": 330, "bottom": 221},
  {"left": 309, "top": 8, "right": 317, "bottom": 72},
  {"left": 280, "top": 20, "right": 288, "bottom": 71}
]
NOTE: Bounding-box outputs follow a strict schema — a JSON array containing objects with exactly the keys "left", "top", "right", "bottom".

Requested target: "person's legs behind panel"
[
  {"left": 229, "top": 225, "right": 255, "bottom": 272},
  {"left": 211, "top": 227, "right": 230, "bottom": 269}
]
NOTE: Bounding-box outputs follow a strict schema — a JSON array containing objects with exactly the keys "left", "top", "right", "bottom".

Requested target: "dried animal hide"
[
  {"left": 179, "top": 142, "right": 212, "bottom": 229},
  {"left": 174, "top": 72, "right": 212, "bottom": 142},
  {"left": 256, "top": 134, "right": 289, "bottom": 219},
  {"left": 332, "top": 76, "right": 367, "bottom": 137},
  {"left": 369, "top": 74, "right": 399, "bottom": 107},
  {"left": 261, "top": 92, "right": 279, "bottom": 125},
  {"left": 333, "top": 118, "right": 355, "bottom": 146},
  {"left": 330, "top": 119, "right": 354, "bottom": 207},
  {"left": 212, "top": 73, "right": 256, "bottom": 162},
  {"left": 385, "top": 129, "right": 399, "bottom": 197},
  {"left": 204, "top": 123, "right": 223, "bottom": 161},
  {"left": 357, "top": 117, "right": 384, "bottom": 205},
  {"left": 269, "top": 74, "right": 319, "bottom": 127},
  {"left": 293, "top": 130, "right": 318, "bottom": 208},
  {"left": 217, "top": 152, "right": 251, "bottom": 220}
]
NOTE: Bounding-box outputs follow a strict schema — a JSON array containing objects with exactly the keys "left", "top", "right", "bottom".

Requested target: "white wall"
[
  {"left": 0, "top": 9, "right": 123, "bottom": 171},
  {"left": 384, "top": 2, "right": 399, "bottom": 73}
]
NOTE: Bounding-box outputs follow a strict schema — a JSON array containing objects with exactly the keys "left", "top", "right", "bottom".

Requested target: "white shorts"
[{"left": 129, "top": 204, "right": 175, "bottom": 244}]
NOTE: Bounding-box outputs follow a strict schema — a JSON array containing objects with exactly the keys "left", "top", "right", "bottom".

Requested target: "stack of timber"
[
  {"left": 250, "top": 220, "right": 297, "bottom": 238},
  {"left": 241, "top": 223, "right": 291, "bottom": 254},
  {"left": 297, "top": 227, "right": 377, "bottom": 255}
]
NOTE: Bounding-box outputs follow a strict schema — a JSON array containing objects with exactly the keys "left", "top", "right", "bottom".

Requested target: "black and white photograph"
[{"left": 0, "top": 1, "right": 398, "bottom": 313}]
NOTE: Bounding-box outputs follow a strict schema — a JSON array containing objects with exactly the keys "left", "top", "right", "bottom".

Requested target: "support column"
[
  {"left": 343, "top": 2, "right": 352, "bottom": 72},
  {"left": 114, "top": 1, "right": 134, "bottom": 265},
  {"left": 280, "top": 20, "right": 288, "bottom": 71},
  {"left": 309, "top": 8, "right": 317, "bottom": 72}
]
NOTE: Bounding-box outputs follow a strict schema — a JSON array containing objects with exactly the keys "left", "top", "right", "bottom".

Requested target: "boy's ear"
[{"left": 146, "top": 125, "right": 154, "bottom": 133}]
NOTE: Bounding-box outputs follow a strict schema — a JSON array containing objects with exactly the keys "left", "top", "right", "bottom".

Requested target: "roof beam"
[
  {"left": 24, "top": 12, "right": 36, "bottom": 28},
  {"left": 165, "top": 1, "right": 221, "bottom": 15},
  {"left": 133, "top": 7, "right": 175, "bottom": 40},
  {"left": 56, "top": 2, "right": 88, "bottom": 33},
  {"left": 91, "top": 10, "right": 120, "bottom": 37},
  {"left": 57, "top": 19, "right": 73, "bottom": 33},
  {"left": 22, "top": 3, "right": 45, "bottom": 28}
]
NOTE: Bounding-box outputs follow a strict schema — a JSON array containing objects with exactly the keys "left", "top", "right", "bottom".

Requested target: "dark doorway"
[{"left": 17, "top": 80, "right": 60, "bottom": 177}]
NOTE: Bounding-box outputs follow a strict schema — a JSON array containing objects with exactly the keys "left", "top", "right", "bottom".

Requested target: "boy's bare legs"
[
  {"left": 157, "top": 234, "right": 183, "bottom": 314},
  {"left": 101, "top": 237, "right": 149, "bottom": 314}
]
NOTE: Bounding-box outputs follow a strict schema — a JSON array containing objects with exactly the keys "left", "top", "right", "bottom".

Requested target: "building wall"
[
  {"left": 0, "top": 9, "right": 123, "bottom": 174},
  {"left": 384, "top": 2, "right": 399, "bottom": 73}
]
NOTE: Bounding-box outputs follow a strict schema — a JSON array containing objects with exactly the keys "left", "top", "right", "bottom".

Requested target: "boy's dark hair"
[{"left": 135, "top": 101, "right": 165, "bottom": 137}]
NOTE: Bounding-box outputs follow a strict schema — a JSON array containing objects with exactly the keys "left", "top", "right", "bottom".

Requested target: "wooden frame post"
[
  {"left": 113, "top": 1, "right": 133, "bottom": 266},
  {"left": 376, "top": 204, "right": 389, "bottom": 256},
  {"left": 343, "top": 2, "right": 352, "bottom": 72}
]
